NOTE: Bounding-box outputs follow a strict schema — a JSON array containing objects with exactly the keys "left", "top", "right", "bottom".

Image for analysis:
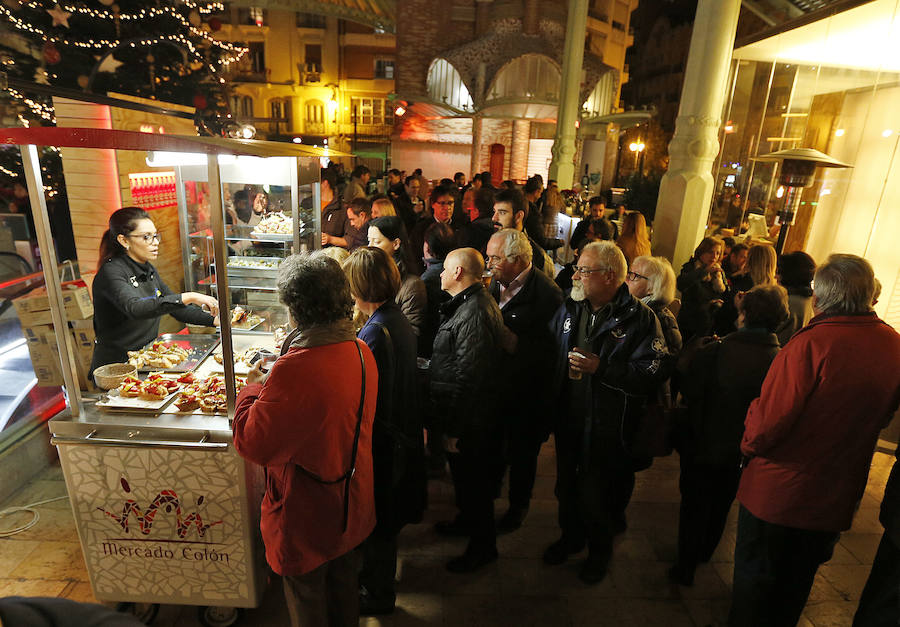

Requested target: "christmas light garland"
[
  {"left": 1, "top": 3, "right": 246, "bottom": 65},
  {"left": 0, "top": 165, "right": 18, "bottom": 177},
  {"left": 7, "top": 87, "right": 56, "bottom": 122}
]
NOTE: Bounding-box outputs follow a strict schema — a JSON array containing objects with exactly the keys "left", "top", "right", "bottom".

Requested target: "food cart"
[{"left": 0, "top": 127, "right": 347, "bottom": 626}]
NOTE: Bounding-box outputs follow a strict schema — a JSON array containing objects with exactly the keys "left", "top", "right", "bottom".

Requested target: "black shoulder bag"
[{"left": 293, "top": 339, "right": 367, "bottom": 533}]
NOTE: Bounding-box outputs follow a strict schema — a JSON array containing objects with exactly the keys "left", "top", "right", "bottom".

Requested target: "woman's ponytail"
[{"left": 96, "top": 207, "right": 151, "bottom": 272}]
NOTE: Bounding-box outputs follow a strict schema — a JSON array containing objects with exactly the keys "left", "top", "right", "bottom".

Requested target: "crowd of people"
[{"left": 229, "top": 167, "right": 900, "bottom": 627}]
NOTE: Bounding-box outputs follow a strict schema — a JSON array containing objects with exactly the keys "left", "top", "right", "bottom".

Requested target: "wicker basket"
[{"left": 92, "top": 363, "right": 137, "bottom": 390}]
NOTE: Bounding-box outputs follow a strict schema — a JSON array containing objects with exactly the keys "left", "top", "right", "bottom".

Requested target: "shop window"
[{"left": 375, "top": 58, "right": 395, "bottom": 79}]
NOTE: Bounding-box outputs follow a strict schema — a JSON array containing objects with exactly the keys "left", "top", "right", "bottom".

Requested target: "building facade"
[
  {"left": 392, "top": 0, "right": 637, "bottom": 187},
  {"left": 211, "top": 4, "right": 396, "bottom": 169}
]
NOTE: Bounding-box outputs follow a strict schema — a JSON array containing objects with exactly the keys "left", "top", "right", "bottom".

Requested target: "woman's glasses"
[{"left": 130, "top": 233, "right": 161, "bottom": 243}]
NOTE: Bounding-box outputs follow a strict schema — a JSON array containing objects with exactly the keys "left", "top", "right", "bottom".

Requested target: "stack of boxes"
[{"left": 13, "top": 280, "right": 95, "bottom": 389}]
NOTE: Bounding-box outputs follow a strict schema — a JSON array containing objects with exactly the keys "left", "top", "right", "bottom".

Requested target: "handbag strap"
[{"left": 293, "top": 339, "right": 366, "bottom": 532}]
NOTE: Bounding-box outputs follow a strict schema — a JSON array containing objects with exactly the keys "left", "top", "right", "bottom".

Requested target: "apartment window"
[
  {"left": 270, "top": 98, "right": 291, "bottom": 133},
  {"left": 305, "top": 45, "right": 322, "bottom": 73},
  {"left": 374, "top": 58, "right": 395, "bottom": 79},
  {"left": 351, "top": 97, "right": 393, "bottom": 125},
  {"left": 297, "top": 12, "right": 326, "bottom": 28},
  {"left": 248, "top": 42, "right": 265, "bottom": 74},
  {"left": 306, "top": 101, "right": 324, "bottom": 124},
  {"left": 230, "top": 95, "right": 253, "bottom": 117}
]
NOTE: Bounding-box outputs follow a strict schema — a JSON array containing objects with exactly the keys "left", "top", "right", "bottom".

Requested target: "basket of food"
[{"left": 92, "top": 363, "right": 138, "bottom": 390}]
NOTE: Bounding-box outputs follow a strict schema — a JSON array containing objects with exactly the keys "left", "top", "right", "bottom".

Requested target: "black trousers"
[
  {"left": 282, "top": 549, "right": 361, "bottom": 627},
  {"left": 853, "top": 530, "right": 900, "bottom": 627},
  {"left": 359, "top": 529, "right": 397, "bottom": 605},
  {"left": 448, "top": 435, "right": 503, "bottom": 554},
  {"left": 676, "top": 458, "right": 742, "bottom": 572},
  {"left": 729, "top": 505, "right": 838, "bottom": 627},
  {"left": 502, "top": 424, "right": 544, "bottom": 510},
  {"left": 554, "top": 426, "right": 634, "bottom": 561}
]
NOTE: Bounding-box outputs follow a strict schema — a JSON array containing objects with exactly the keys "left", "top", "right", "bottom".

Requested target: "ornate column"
[
  {"left": 509, "top": 119, "right": 530, "bottom": 182},
  {"left": 470, "top": 114, "right": 484, "bottom": 177},
  {"left": 548, "top": 0, "right": 589, "bottom": 189},
  {"left": 653, "top": 0, "right": 741, "bottom": 267}
]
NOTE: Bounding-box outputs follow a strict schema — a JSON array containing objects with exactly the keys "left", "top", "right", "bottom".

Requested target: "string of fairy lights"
[
  {"left": 0, "top": 2, "right": 247, "bottom": 65},
  {"left": 6, "top": 88, "right": 56, "bottom": 123}
]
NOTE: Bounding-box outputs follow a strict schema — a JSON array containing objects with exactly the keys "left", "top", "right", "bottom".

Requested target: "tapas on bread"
[
  {"left": 127, "top": 341, "right": 190, "bottom": 370},
  {"left": 174, "top": 375, "right": 247, "bottom": 414},
  {"left": 97, "top": 372, "right": 183, "bottom": 411},
  {"left": 230, "top": 306, "right": 263, "bottom": 330}
]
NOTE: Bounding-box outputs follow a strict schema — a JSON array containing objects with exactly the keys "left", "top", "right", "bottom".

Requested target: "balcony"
[
  {"left": 298, "top": 64, "right": 322, "bottom": 85},
  {"left": 231, "top": 70, "right": 270, "bottom": 84}
]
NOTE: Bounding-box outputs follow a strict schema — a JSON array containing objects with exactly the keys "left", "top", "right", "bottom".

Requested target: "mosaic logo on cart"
[{"left": 96, "top": 477, "right": 230, "bottom": 564}]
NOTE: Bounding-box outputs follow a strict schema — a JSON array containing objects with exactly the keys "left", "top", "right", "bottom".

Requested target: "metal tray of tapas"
[
  {"left": 129, "top": 334, "right": 220, "bottom": 373},
  {"left": 223, "top": 256, "right": 283, "bottom": 278}
]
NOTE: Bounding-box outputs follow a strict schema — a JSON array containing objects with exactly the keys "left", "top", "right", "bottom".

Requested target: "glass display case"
[{"left": 168, "top": 155, "right": 322, "bottom": 334}]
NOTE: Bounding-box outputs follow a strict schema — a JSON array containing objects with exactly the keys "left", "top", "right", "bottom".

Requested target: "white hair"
[
  {"left": 813, "top": 254, "right": 875, "bottom": 315},
  {"left": 581, "top": 241, "right": 627, "bottom": 283},
  {"left": 492, "top": 228, "right": 531, "bottom": 264},
  {"left": 633, "top": 255, "right": 676, "bottom": 306}
]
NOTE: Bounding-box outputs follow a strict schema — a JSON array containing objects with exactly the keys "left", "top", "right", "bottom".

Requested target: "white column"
[
  {"left": 652, "top": 0, "right": 740, "bottom": 267},
  {"left": 548, "top": 0, "right": 589, "bottom": 188}
]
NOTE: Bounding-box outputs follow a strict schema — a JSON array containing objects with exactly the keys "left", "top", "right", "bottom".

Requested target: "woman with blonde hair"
[
  {"left": 617, "top": 211, "right": 652, "bottom": 267},
  {"left": 715, "top": 244, "right": 778, "bottom": 335},
  {"left": 342, "top": 246, "right": 424, "bottom": 614},
  {"left": 371, "top": 197, "right": 397, "bottom": 218}
]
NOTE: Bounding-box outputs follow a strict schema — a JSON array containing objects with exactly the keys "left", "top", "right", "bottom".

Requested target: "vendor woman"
[{"left": 90, "top": 207, "right": 220, "bottom": 375}]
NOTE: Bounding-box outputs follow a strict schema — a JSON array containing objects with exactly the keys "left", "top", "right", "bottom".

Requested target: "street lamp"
[
  {"left": 629, "top": 140, "right": 645, "bottom": 177},
  {"left": 753, "top": 147, "right": 852, "bottom": 253}
]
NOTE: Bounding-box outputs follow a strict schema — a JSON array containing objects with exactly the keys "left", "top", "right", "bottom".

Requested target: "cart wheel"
[
  {"left": 115, "top": 602, "right": 160, "bottom": 624},
  {"left": 198, "top": 606, "right": 243, "bottom": 627}
]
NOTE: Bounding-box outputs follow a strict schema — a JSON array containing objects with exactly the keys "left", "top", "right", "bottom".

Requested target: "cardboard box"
[
  {"left": 13, "top": 280, "right": 94, "bottom": 323},
  {"left": 25, "top": 323, "right": 95, "bottom": 390}
]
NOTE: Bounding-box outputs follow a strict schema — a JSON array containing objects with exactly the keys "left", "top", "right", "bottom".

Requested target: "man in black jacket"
[
  {"left": 546, "top": 241, "right": 668, "bottom": 584},
  {"left": 486, "top": 229, "right": 563, "bottom": 533},
  {"left": 430, "top": 247, "right": 507, "bottom": 573}
]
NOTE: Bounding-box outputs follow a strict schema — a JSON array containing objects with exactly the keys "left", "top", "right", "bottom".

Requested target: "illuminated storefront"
[{"left": 712, "top": 0, "right": 900, "bottom": 328}]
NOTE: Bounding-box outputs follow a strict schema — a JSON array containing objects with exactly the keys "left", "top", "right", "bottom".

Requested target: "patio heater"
[{"left": 753, "top": 148, "right": 852, "bottom": 253}]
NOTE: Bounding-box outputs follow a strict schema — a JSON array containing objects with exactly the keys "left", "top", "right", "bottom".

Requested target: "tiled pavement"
[{"left": 0, "top": 441, "right": 893, "bottom": 626}]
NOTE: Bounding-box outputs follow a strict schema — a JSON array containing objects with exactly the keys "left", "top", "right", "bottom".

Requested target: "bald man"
[{"left": 431, "top": 247, "right": 508, "bottom": 573}]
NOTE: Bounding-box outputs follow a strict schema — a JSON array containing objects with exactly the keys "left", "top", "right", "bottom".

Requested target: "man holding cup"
[{"left": 546, "top": 241, "right": 669, "bottom": 584}]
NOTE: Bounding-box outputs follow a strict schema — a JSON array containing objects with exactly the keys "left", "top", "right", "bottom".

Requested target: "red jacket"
[
  {"left": 738, "top": 313, "right": 900, "bottom": 531},
  {"left": 233, "top": 339, "right": 378, "bottom": 576}
]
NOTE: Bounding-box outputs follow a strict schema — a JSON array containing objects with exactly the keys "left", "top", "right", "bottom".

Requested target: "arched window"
[
  {"left": 426, "top": 58, "right": 474, "bottom": 111},
  {"left": 486, "top": 55, "right": 561, "bottom": 102},
  {"left": 305, "top": 100, "right": 325, "bottom": 135},
  {"left": 582, "top": 72, "right": 616, "bottom": 117},
  {"left": 270, "top": 98, "right": 292, "bottom": 134}
]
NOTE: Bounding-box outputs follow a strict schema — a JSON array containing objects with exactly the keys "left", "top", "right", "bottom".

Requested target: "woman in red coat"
[{"left": 233, "top": 252, "right": 378, "bottom": 627}]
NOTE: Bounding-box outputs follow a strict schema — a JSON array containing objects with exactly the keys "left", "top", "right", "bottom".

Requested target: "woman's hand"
[
  {"left": 247, "top": 360, "right": 269, "bottom": 386},
  {"left": 182, "top": 292, "right": 219, "bottom": 317}
]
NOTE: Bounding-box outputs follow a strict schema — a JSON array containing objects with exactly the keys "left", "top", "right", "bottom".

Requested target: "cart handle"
[{"left": 51, "top": 430, "right": 230, "bottom": 451}]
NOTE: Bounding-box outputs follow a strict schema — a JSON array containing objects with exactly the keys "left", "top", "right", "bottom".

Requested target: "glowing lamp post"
[
  {"left": 753, "top": 148, "right": 852, "bottom": 253},
  {"left": 629, "top": 140, "right": 645, "bottom": 177}
]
